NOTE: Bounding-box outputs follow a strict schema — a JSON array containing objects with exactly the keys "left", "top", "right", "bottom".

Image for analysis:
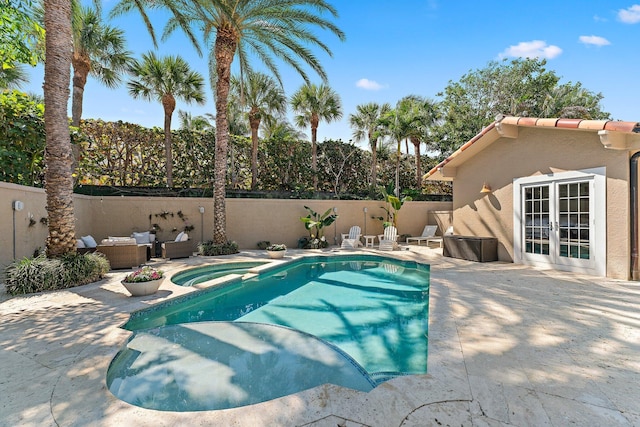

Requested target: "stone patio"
[{"left": 1, "top": 246, "right": 638, "bottom": 426}]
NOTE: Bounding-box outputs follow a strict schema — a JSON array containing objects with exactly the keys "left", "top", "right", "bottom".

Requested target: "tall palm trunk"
[
  {"left": 71, "top": 52, "right": 90, "bottom": 126},
  {"left": 162, "top": 94, "right": 176, "bottom": 187},
  {"left": 411, "top": 136, "right": 422, "bottom": 188},
  {"left": 311, "top": 114, "right": 319, "bottom": 191},
  {"left": 249, "top": 110, "right": 260, "bottom": 190},
  {"left": 369, "top": 132, "right": 377, "bottom": 187},
  {"left": 213, "top": 27, "right": 237, "bottom": 244},
  {"left": 44, "top": 0, "right": 76, "bottom": 257}
]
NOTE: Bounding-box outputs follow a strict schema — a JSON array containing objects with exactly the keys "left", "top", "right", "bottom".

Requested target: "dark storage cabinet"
[{"left": 443, "top": 235, "right": 498, "bottom": 262}]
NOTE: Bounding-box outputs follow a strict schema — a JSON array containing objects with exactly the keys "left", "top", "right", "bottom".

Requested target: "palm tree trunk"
[
  {"left": 411, "top": 137, "right": 422, "bottom": 188},
  {"left": 249, "top": 112, "right": 260, "bottom": 190},
  {"left": 311, "top": 114, "right": 319, "bottom": 191},
  {"left": 70, "top": 53, "right": 90, "bottom": 178},
  {"left": 162, "top": 94, "right": 175, "bottom": 187},
  {"left": 71, "top": 53, "right": 89, "bottom": 127},
  {"left": 369, "top": 133, "right": 377, "bottom": 188},
  {"left": 44, "top": 0, "right": 76, "bottom": 257},
  {"left": 213, "top": 29, "right": 237, "bottom": 244}
]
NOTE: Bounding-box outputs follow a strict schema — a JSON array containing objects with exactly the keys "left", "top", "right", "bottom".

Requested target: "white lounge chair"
[
  {"left": 406, "top": 225, "right": 442, "bottom": 247},
  {"left": 378, "top": 225, "right": 398, "bottom": 251},
  {"left": 341, "top": 225, "right": 362, "bottom": 249}
]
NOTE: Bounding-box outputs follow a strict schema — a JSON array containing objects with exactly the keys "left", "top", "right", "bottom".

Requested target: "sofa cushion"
[
  {"left": 101, "top": 237, "right": 137, "bottom": 246},
  {"left": 132, "top": 231, "right": 150, "bottom": 244},
  {"left": 80, "top": 235, "right": 97, "bottom": 248}
]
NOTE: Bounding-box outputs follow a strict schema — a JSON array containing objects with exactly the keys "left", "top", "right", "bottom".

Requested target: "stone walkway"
[{"left": 1, "top": 246, "right": 639, "bottom": 426}]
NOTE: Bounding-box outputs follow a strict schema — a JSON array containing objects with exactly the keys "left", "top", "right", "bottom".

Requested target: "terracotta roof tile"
[
  {"left": 518, "top": 117, "right": 538, "bottom": 127},
  {"left": 556, "top": 118, "right": 583, "bottom": 129},
  {"left": 536, "top": 118, "right": 559, "bottom": 127},
  {"left": 578, "top": 120, "right": 610, "bottom": 130},
  {"left": 604, "top": 121, "right": 640, "bottom": 133}
]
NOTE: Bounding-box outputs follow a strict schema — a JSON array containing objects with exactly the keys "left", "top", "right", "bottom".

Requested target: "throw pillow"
[
  {"left": 175, "top": 231, "right": 185, "bottom": 242},
  {"left": 132, "top": 231, "right": 150, "bottom": 244},
  {"left": 77, "top": 239, "right": 86, "bottom": 248},
  {"left": 81, "top": 235, "right": 98, "bottom": 248},
  {"left": 180, "top": 232, "right": 189, "bottom": 242}
]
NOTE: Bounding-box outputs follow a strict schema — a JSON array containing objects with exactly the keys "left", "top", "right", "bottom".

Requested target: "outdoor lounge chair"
[
  {"left": 162, "top": 239, "right": 196, "bottom": 259},
  {"left": 406, "top": 225, "right": 444, "bottom": 247},
  {"left": 378, "top": 225, "right": 398, "bottom": 251},
  {"left": 341, "top": 225, "right": 362, "bottom": 249}
]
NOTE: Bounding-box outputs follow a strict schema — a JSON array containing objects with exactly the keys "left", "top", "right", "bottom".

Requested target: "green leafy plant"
[
  {"left": 299, "top": 205, "right": 337, "bottom": 249},
  {"left": 256, "top": 240, "right": 271, "bottom": 250},
  {"left": 4, "top": 252, "right": 109, "bottom": 295},
  {"left": 122, "top": 266, "right": 164, "bottom": 283},
  {"left": 198, "top": 240, "right": 239, "bottom": 256},
  {"left": 378, "top": 185, "right": 412, "bottom": 228},
  {"left": 266, "top": 243, "right": 286, "bottom": 251}
]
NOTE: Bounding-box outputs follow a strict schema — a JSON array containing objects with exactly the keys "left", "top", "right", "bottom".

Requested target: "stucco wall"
[
  {"left": 450, "top": 127, "right": 630, "bottom": 279},
  {"left": 0, "top": 182, "right": 452, "bottom": 271}
]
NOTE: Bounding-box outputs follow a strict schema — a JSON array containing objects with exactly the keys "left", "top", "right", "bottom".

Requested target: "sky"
[{"left": 23, "top": 1, "right": 640, "bottom": 149}]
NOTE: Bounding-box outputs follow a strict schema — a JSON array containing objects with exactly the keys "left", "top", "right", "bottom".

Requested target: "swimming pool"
[
  {"left": 108, "top": 254, "right": 430, "bottom": 411},
  {"left": 170, "top": 261, "right": 268, "bottom": 286}
]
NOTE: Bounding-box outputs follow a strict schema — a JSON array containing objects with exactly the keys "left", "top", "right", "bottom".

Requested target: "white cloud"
[
  {"left": 579, "top": 35, "right": 611, "bottom": 46},
  {"left": 499, "top": 40, "right": 563, "bottom": 59},
  {"left": 618, "top": 4, "right": 640, "bottom": 23},
  {"left": 355, "top": 78, "right": 386, "bottom": 91}
]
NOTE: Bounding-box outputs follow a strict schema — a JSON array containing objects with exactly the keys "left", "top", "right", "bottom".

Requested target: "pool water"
[
  {"left": 108, "top": 255, "right": 430, "bottom": 411},
  {"left": 170, "top": 261, "right": 268, "bottom": 286}
]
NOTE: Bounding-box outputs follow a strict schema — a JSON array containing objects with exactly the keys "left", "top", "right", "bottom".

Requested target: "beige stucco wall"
[
  {"left": 450, "top": 127, "right": 631, "bottom": 279},
  {"left": 0, "top": 182, "right": 452, "bottom": 271}
]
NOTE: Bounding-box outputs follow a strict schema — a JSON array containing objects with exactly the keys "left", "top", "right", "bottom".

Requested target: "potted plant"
[
  {"left": 265, "top": 243, "right": 287, "bottom": 259},
  {"left": 121, "top": 266, "right": 164, "bottom": 296}
]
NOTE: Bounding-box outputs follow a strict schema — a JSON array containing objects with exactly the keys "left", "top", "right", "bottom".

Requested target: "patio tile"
[{"left": 0, "top": 247, "right": 638, "bottom": 426}]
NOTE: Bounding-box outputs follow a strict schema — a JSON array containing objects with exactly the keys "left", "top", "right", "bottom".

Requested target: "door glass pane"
[
  {"left": 524, "top": 184, "right": 550, "bottom": 255},
  {"left": 558, "top": 181, "right": 590, "bottom": 259}
]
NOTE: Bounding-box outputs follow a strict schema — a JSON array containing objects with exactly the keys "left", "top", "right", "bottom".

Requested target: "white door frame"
[{"left": 513, "top": 167, "right": 606, "bottom": 276}]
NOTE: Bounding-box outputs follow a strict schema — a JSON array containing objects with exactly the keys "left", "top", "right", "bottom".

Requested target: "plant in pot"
[
  {"left": 121, "top": 266, "right": 164, "bottom": 296},
  {"left": 265, "top": 243, "right": 287, "bottom": 259}
]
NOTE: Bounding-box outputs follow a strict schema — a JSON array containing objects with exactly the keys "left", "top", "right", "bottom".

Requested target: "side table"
[{"left": 363, "top": 235, "right": 377, "bottom": 247}]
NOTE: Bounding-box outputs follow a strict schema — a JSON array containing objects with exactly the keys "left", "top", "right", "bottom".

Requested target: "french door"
[{"left": 514, "top": 169, "right": 605, "bottom": 276}]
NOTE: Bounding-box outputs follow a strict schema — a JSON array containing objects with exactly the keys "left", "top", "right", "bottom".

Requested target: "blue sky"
[{"left": 23, "top": 1, "right": 640, "bottom": 148}]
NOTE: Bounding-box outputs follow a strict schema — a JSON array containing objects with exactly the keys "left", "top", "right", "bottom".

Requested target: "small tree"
[{"left": 299, "top": 205, "right": 338, "bottom": 248}]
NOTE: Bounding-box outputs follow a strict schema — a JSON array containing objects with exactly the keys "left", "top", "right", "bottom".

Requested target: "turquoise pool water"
[
  {"left": 108, "top": 255, "right": 430, "bottom": 411},
  {"left": 170, "top": 261, "right": 268, "bottom": 286}
]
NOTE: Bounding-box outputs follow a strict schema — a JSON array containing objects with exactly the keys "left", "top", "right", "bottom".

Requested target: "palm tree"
[
  {"left": 230, "top": 72, "right": 287, "bottom": 190},
  {"left": 399, "top": 95, "right": 439, "bottom": 188},
  {"left": 43, "top": 0, "right": 76, "bottom": 256},
  {"left": 0, "top": 64, "right": 29, "bottom": 89},
  {"left": 349, "top": 102, "right": 391, "bottom": 188},
  {"left": 178, "top": 110, "right": 214, "bottom": 131},
  {"left": 291, "top": 83, "right": 343, "bottom": 191},
  {"left": 113, "top": 0, "right": 345, "bottom": 244},
  {"left": 70, "top": 6, "right": 132, "bottom": 127},
  {"left": 128, "top": 52, "right": 205, "bottom": 187},
  {"left": 379, "top": 99, "right": 414, "bottom": 196}
]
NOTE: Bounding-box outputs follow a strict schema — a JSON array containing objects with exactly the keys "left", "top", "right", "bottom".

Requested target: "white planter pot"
[
  {"left": 266, "top": 250, "right": 286, "bottom": 259},
  {"left": 121, "top": 278, "right": 163, "bottom": 296}
]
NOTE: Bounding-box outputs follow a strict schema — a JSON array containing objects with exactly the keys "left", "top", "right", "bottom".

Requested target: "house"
[{"left": 424, "top": 115, "right": 640, "bottom": 280}]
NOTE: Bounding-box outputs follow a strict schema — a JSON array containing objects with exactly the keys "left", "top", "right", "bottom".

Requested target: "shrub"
[
  {"left": 4, "top": 252, "right": 110, "bottom": 295},
  {"left": 256, "top": 240, "right": 271, "bottom": 250},
  {"left": 198, "top": 240, "right": 239, "bottom": 256}
]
